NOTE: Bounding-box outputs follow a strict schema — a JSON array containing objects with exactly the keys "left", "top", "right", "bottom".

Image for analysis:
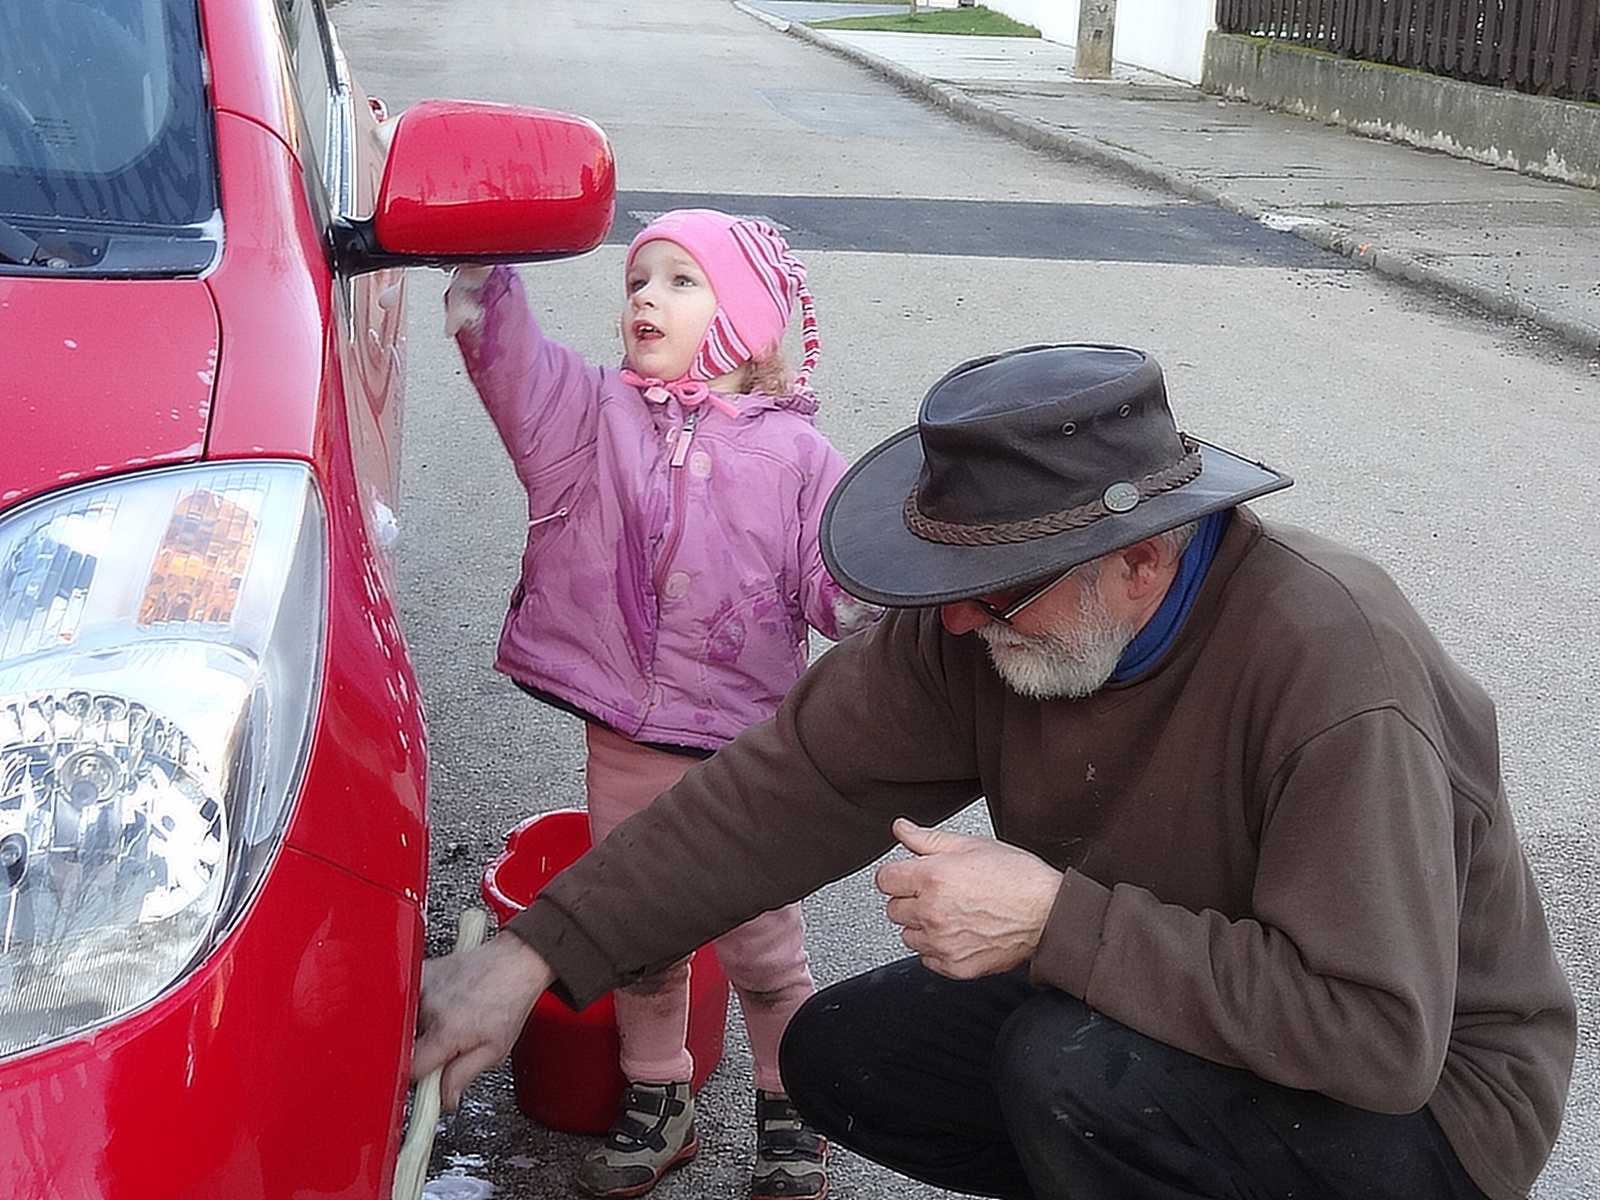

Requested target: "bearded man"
[{"left": 412, "top": 344, "right": 1574, "bottom": 1200}]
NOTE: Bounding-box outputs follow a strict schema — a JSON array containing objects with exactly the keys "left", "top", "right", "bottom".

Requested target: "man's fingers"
[
  {"left": 884, "top": 895, "right": 922, "bottom": 930},
  {"left": 413, "top": 1022, "right": 512, "bottom": 1106},
  {"left": 409, "top": 1021, "right": 465, "bottom": 1085},
  {"left": 875, "top": 857, "right": 920, "bottom": 897},
  {"left": 892, "top": 816, "right": 961, "bottom": 857},
  {"left": 441, "top": 1045, "right": 501, "bottom": 1111},
  {"left": 410, "top": 1035, "right": 446, "bottom": 1085},
  {"left": 439, "top": 1070, "right": 465, "bottom": 1113}
]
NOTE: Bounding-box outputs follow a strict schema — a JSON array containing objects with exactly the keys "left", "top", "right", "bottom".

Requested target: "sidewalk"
[{"left": 735, "top": 1, "right": 1600, "bottom": 354}]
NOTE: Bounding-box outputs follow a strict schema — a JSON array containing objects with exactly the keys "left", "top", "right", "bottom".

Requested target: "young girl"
[{"left": 444, "top": 209, "right": 878, "bottom": 1200}]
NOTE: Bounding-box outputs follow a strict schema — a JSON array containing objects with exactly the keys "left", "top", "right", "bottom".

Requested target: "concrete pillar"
[{"left": 1075, "top": 0, "right": 1116, "bottom": 79}]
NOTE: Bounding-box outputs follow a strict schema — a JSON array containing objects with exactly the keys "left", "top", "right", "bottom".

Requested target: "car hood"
[{"left": 0, "top": 276, "right": 219, "bottom": 514}]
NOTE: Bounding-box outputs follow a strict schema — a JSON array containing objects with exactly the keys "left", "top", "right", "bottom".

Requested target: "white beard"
[{"left": 976, "top": 569, "right": 1136, "bottom": 700}]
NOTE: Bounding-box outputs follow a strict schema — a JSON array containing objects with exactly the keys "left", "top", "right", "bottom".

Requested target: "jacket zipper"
[{"left": 652, "top": 412, "right": 696, "bottom": 595}]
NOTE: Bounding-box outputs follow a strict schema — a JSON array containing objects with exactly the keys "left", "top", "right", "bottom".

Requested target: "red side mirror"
[{"left": 374, "top": 99, "right": 615, "bottom": 259}]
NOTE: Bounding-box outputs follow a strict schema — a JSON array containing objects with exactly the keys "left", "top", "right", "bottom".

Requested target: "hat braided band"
[{"left": 903, "top": 436, "right": 1203, "bottom": 546}]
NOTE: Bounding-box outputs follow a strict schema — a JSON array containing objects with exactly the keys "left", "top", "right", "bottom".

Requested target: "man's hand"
[
  {"left": 411, "top": 932, "right": 555, "bottom": 1109},
  {"left": 875, "top": 817, "right": 1063, "bottom": 980}
]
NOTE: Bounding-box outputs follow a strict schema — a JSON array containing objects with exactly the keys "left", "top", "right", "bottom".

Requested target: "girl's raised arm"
[{"left": 444, "top": 264, "right": 602, "bottom": 487}]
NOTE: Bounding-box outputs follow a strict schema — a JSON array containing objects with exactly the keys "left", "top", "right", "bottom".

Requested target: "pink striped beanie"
[{"left": 625, "top": 209, "right": 820, "bottom": 392}]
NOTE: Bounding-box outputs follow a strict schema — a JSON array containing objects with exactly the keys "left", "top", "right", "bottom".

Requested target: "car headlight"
[{"left": 0, "top": 462, "right": 326, "bottom": 1057}]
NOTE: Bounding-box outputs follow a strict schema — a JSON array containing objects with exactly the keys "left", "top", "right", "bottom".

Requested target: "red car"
[{"left": 0, "top": 0, "right": 613, "bottom": 1194}]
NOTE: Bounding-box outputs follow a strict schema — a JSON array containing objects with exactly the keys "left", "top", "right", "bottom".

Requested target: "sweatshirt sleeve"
[
  {"left": 794, "top": 434, "right": 882, "bottom": 642},
  {"left": 1033, "top": 706, "right": 1462, "bottom": 1114},
  {"left": 444, "top": 264, "right": 602, "bottom": 488},
  {"left": 508, "top": 609, "right": 981, "bottom": 1008}
]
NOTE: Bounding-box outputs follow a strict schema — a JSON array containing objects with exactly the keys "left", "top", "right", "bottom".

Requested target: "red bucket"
[{"left": 479, "top": 808, "right": 730, "bottom": 1135}]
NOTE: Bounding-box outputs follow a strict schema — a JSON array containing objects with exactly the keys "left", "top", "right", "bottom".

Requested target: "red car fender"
[{"left": 0, "top": 849, "right": 423, "bottom": 1200}]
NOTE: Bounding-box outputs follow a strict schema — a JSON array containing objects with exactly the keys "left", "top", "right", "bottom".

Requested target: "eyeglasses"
[{"left": 969, "top": 564, "right": 1081, "bottom": 626}]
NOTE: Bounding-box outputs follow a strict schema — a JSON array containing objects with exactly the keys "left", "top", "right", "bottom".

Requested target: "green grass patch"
[{"left": 810, "top": 7, "right": 1041, "bottom": 36}]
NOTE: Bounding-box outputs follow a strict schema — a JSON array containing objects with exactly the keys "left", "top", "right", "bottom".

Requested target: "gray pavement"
[{"left": 739, "top": 1, "right": 1600, "bottom": 354}]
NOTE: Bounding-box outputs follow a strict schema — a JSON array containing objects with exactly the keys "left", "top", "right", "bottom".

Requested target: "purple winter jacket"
[{"left": 447, "top": 265, "right": 879, "bottom": 753}]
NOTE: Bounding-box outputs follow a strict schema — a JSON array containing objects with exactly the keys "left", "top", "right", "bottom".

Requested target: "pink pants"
[{"left": 584, "top": 722, "right": 815, "bottom": 1093}]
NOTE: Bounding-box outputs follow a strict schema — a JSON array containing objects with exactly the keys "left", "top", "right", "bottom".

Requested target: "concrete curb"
[{"left": 732, "top": 3, "right": 1600, "bottom": 353}]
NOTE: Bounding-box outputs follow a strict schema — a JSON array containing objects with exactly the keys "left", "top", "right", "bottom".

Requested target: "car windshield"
[{"left": 0, "top": 0, "right": 216, "bottom": 246}]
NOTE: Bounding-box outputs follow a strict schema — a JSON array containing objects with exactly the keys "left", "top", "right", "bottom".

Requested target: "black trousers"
[{"left": 778, "top": 958, "right": 1489, "bottom": 1200}]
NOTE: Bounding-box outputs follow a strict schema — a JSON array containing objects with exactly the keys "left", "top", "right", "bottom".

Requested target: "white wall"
[
  {"left": 987, "top": 0, "right": 1082, "bottom": 47},
  {"left": 986, "top": 0, "right": 1215, "bottom": 84},
  {"left": 1115, "top": 0, "right": 1214, "bottom": 81}
]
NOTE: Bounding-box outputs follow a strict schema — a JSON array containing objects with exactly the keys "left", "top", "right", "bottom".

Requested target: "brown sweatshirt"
[{"left": 511, "top": 507, "right": 1575, "bottom": 1200}]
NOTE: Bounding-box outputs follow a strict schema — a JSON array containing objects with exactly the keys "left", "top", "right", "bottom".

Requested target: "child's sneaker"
[
  {"left": 750, "top": 1089, "right": 828, "bottom": 1199},
  {"left": 576, "top": 1081, "right": 698, "bottom": 1198}
]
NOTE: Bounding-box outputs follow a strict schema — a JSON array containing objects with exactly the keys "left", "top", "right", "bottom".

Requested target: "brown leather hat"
[{"left": 820, "top": 344, "right": 1292, "bottom": 607}]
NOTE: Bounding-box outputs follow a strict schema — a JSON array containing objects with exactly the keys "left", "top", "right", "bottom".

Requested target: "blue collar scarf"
[{"left": 1108, "top": 509, "right": 1231, "bottom": 683}]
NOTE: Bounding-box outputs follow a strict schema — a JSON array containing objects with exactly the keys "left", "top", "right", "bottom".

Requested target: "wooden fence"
[{"left": 1214, "top": 0, "right": 1600, "bottom": 102}]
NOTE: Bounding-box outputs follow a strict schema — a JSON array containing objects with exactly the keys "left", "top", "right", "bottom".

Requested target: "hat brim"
[{"left": 821, "top": 428, "right": 1292, "bottom": 607}]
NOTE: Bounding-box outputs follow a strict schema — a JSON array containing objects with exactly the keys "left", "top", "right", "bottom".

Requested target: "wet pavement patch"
[{"left": 611, "top": 191, "right": 1357, "bottom": 269}]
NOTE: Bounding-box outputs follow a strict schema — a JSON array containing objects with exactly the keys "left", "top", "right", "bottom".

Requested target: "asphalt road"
[{"left": 328, "top": 0, "right": 1599, "bottom": 1195}]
